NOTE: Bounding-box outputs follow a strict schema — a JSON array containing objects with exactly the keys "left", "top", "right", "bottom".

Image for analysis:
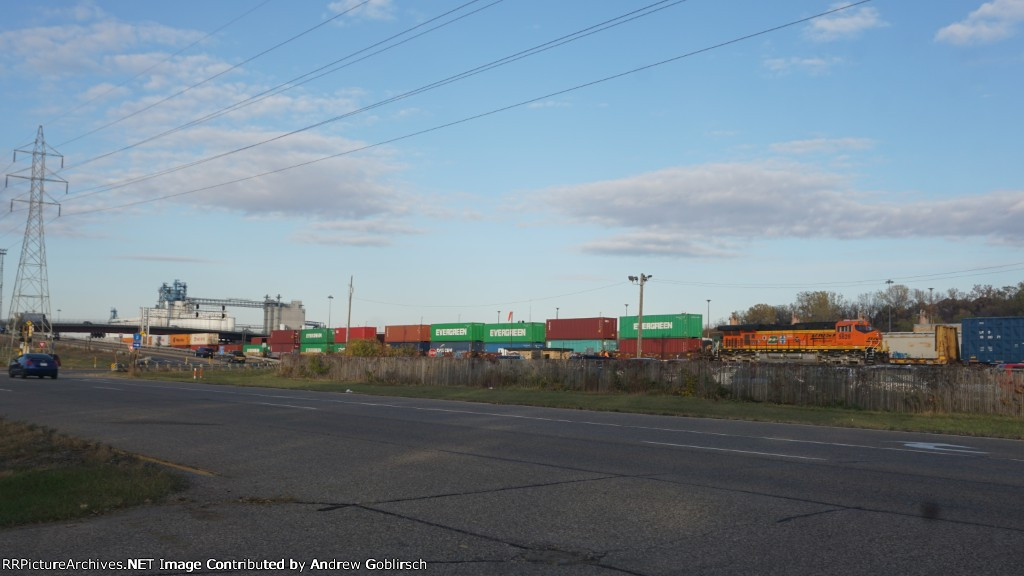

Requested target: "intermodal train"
[
  {"left": 714, "top": 319, "right": 883, "bottom": 365},
  {"left": 151, "top": 313, "right": 1023, "bottom": 366}
]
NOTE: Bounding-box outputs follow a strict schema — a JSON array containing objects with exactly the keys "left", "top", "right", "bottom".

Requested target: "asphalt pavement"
[{"left": 2, "top": 372, "right": 1023, "bottom": 575}]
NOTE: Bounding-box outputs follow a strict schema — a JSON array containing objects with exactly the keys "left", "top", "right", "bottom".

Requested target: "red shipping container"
[
  {"left": 384, "top": 324, "right": 431, "bottom": 343},
  {"left": 335, "top": 327, "right": 378, "bottom": 342},
  {"left": 617, "top": 337, "right": 702, "bottom": 360},
  {"left": 269, "top": 329, "right": 298, "bottom": 344},
  {"left": 269, "top": 343, "right": 297, "bottom": 354},
  {"left": 546, "top": 317, "right": 617, "bottom": 340}
]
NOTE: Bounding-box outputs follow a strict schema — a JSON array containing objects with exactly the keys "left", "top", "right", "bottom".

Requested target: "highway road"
[{"left": 2, "top": 372, "right": 1023, "bottom": 575}]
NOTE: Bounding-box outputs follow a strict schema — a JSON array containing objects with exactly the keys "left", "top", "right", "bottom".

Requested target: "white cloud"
[
  {"left": 763, "top": 56, "right": 842, "bottom": 76},
  {"left": 0, "top": 17, "right": 203, "bottom": 79},
  {"left": 805, "top": 5, "right": 887, "bottom": 42},
  {"left": 328, "top": 0, "right": 396, "bottom": 21},
  {"left": 935, "top": 0, "right": 1024, "bottom": 45},
  {"left": 534, "top": 163, "right": 1024, "bottom": 258},
  {"left": 527, "top": 99, "right": 571, "bottom": 109},
  {"left": 578, "top": 232, "right": 739, "bottom": 259},
  {"left": 770, "top": 137, "right": 875, "bottom": 155},
  {"left": 291, "top": 219, "right": 423, "bottom": 247}
]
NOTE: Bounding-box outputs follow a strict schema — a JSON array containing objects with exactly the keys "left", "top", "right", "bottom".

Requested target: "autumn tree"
[
  {"left": 739, "top": 303, "right": 789, "bottom": 325},
  {"left": 793, "top": 291, "right": 848, "bottom": 322}
]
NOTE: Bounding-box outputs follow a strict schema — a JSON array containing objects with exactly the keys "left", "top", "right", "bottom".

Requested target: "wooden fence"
[{"left": 278, "top": 355, "right": 1024, "bottom": 418}]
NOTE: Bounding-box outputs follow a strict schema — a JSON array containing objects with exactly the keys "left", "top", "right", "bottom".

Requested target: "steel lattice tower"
[{"left": 5, "top": 126, "right": 67, "bottom": 346}]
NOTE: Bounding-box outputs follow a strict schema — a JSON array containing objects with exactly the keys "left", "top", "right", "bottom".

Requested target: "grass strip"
[{"left": 0, "top": 419, "right": 187, "bottom": 528}]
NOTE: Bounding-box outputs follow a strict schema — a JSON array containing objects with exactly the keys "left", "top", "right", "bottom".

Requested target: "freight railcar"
[{"left": 715, "top": 319, "right": 883, "bottom": 364}]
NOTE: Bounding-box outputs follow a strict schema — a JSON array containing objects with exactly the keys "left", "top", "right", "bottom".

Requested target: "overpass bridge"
[{"left": 50, "top": 322, "right": 266, "bottom": 344}]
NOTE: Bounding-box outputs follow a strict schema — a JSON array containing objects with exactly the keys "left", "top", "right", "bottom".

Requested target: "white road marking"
[
  {"left": 900, "top": 442, "right": 986, "bottom": 454},
  {"left": 249, "top": 401, "right": 318, "bottom": 411},
  {"left": 643, "top": 441, "right": 826, "bottom": 460},
  {"left": 0, "top": 388, "right": 12, "bottom": 392}
]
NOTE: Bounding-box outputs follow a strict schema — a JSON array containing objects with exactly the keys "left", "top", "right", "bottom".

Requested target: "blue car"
[{"left": 8, "top": 353, "right": 59, "bottom": 379}]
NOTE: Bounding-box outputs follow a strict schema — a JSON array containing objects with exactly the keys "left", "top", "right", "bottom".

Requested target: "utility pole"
[
  {"left": 5, "top": 126, "right": 67, "bottom": 356},
  {"left": 628, "top": 274, "right": 651, "bottom": 358},
  {"left": 345, "top": 276, "right": 353, "bottom": 344}
]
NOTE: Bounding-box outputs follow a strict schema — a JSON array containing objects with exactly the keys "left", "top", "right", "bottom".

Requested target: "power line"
[
  {"left": 63, "top": 0, "right": 681, "bottom": 202},
  {"left": 45, "top": 0, "right": 274, "bottom": 132},
  {"left": 62, "top": 0, "right": 874, "bottom": 217},
  {"left": 652, "top": 262, "right": 1024, "bottom": 291},
  {"left": 61, "top": 0, "right": 502, "bottom": 174},
  {"left": 55, "top": 0, "right": 374, "bottom": 149},
  {"left": 354, "top": 281, "right": 629, "bottom": 309}
]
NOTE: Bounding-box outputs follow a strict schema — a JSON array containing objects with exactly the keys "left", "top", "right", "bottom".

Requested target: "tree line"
[{"left": 729, "top": 282, "right": 1024, "bottom": 332}]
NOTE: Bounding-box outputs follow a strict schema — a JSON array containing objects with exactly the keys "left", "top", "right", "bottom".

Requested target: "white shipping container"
[
  {"left": 884, "top": 333, "right": 939, "bottom": 361},
  {"left": 189, "top": 333, "right": 220, "bottom": 346}
]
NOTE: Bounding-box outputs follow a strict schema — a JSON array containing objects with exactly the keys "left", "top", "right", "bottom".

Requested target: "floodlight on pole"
[{"left": 628, "top": 274, "right": 652, "bottom": 358}]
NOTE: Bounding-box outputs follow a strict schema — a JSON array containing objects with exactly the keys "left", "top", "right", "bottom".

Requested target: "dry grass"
[{"left": 0, "top": 418, "right": 186, "bottom": 527}]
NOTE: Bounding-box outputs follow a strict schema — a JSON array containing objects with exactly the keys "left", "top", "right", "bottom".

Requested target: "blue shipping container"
[
  {"left": 483, "top": 342, "right": 544, "bottom": 354},
  {"left": 429, "top": 341, "right": 485, "bottom": 358},
  {"left": 961, "top": 317, "right": 1024, "bottom": 364},
  {"left": 547, "top": 339, "right": 618, "bottom": 354},
  {"left": 387, "top": 342, "right": 431, "bottom": 354}
]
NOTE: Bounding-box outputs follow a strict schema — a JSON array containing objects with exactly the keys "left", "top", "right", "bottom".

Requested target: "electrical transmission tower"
[
  {"left": 4, "top": 126, "right": 67, "bottom": 355},
  {"left": 0, "top": 249, "right": 6, "bottom": 321}
]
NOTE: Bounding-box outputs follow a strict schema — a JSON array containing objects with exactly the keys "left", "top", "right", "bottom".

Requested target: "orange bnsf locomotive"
[{"left": 714, "top": 319, "right": 883, "bottom": 364}]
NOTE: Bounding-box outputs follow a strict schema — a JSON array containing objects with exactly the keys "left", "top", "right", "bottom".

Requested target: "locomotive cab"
[{"left": 835, "top": 319, "right": 882, "bottom": 348}]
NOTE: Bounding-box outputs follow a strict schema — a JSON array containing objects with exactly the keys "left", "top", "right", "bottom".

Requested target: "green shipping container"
[
  {"left": 300, "top": 328, "right": 335, "bottom": 344},
  {"left": 482, "top": 322, "right": 546, "bottom": 343},
  {"left": 242, "top": 344, "right": 267, "bottom": 357},
  {"left": 430, "top": 323, "right": 485, "bottom": 342},
  {"left": 299, "top": 343, "right": 334, "bottom": 354},
  {"left": 618, "top": 313, "right": 703, "bottom": 339}
]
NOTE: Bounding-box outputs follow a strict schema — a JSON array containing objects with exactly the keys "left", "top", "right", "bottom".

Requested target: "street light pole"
[
  {"left": 327, "top": 295, "right": 333, "bottom": 328},
  {"left": 628, "top": 274, "right": 651, "bottom": 358},
  {"left": 928, "top": 287, "right": 934, "bottom": 325},
  {"left": 706, "top": 299, "right": 711, "bottom": 335},
  {"left": 885, "top": 279, "right": 894, "bottom": 332}
]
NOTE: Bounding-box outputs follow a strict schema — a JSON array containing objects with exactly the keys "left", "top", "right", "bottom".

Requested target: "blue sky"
[{"left": 1, "top": 0, "right": 1022, "bottom": 330}]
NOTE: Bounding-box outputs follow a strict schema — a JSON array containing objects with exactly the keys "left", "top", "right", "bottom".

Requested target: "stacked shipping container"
[
  {"left": 268, "top": 329, "right": 299, "bottom": 355},
  {"left": 618, "top": 313, "right": 703, "bottom": 359},
  {"left": 385, "top": 324, "right": 431, "bottom": 355},
  {"left": 482, "top": 322, "right": 545, "bottom": 354},
  {"left": 546, "top": 317, "right": 617, "bottom": 355},
  {"left": 429, "top": 323, "right": 485, "bottom": 357},
  {"left": 300, "top": 328, "right": 338, "bottom": 354}
]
